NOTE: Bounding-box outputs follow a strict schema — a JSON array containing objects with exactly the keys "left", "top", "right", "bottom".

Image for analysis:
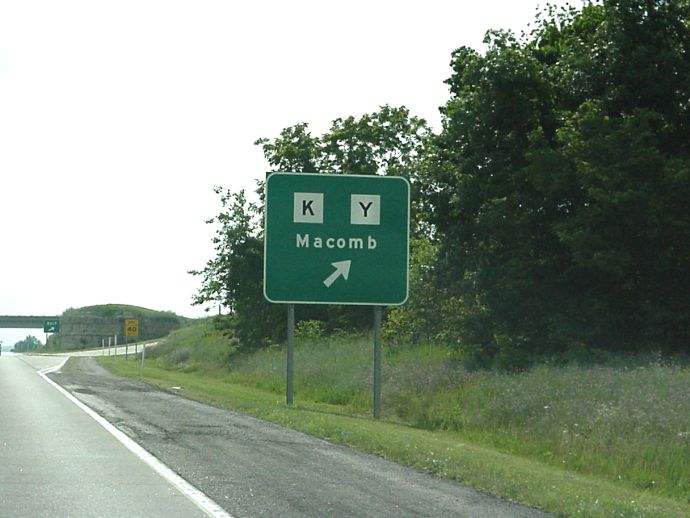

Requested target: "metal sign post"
[
  {"left": 140, "top": 342, "right": 146, "bottom": 380},
  {"left": 124, "top": 319, "right": 139, "bottom": 360},
  {"left": 264, "top": 173, "right": 410, "bottom": 416},
  {"left": 373, "top": 306, "right": 383, "bottom": 419},
  {"left": 287, "top": 305, "right": 295, "bottom": 406}
]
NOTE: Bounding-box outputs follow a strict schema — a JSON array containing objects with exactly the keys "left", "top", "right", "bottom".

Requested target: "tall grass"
[
  {"left": 147, "top": 318, "right": 232, "bottom": 373},
  {"left": 399, "top": 362, "right": 690, "bottom": 499},
  {"left": 226, "top": 333, "right": 373, "bottom": 410},
  {"left": 151, "top": 322, "right": 690, "bottom": 502}
]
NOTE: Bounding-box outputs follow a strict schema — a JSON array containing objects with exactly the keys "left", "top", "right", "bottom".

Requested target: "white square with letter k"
[{"left": 294, "top": 192, "right": 323, "bottom": 223}]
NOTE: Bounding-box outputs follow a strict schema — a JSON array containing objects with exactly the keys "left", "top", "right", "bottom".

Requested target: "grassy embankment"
[{"left": 99, "top": 319, "right": 690, "bottom": 518}]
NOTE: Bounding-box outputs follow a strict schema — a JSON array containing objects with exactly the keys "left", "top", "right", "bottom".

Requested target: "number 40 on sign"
[{"left": 125, "top": 319, "right": 139, "bottom": 337}]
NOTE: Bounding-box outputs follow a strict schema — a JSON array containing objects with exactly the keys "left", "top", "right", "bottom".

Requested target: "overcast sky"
[{"left": 0, "top": 0, "right": 576, "bottom": 347}]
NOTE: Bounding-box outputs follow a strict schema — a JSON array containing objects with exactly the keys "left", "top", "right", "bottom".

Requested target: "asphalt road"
[
  {"left": 43, "top": 356, "right": 553, "bottom": 518},
  {"left": 0, "top": 354, "right": 213, "bottom": 518}
]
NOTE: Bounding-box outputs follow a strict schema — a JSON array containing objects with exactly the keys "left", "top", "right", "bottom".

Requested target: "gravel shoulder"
[{"left": 49, "top": 357, "right": 553, "bottom": 518}]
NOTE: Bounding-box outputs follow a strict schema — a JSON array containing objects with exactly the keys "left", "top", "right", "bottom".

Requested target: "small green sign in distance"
[
  {"left": 43, "top": 319, "right": 60, "bottom": 333},
  {"left": 264, "top": 172, "right": 410, "bottom": 305}
]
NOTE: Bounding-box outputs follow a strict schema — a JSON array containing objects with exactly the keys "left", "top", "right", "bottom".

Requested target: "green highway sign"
[
  {"left": 43, "top": 319, "right": 60, "bottom": 333},
  {"left": 264, "top": 173, "right": 409, "bottom": 305}
]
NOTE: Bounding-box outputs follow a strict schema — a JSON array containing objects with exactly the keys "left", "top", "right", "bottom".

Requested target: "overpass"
[{"left": 0, "top": 316, "right": 60, "bottom": 329}]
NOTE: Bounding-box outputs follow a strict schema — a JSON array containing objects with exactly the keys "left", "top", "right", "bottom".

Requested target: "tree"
[
  {"left": 189, "top": 186, "right": 284, "bottom": 351},
  {"left": 13, "top": 335, "right": 43, "bottom": 352},
  {"left": 427, "top": 0, "right": 690, "bottom": 366},
  {"left": 257, "top": 106, "right": 433, "bottom": 333},
  {"left": 256, "top": 105, "right": 433, "bottom": 237},
  {"left": 191, "top": 106, "right": 432, "bottom": 350}
]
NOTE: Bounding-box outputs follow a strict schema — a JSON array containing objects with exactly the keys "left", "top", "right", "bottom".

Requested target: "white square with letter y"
[{"left": 351, "top": 194, "right": 380, "bottom": 225}]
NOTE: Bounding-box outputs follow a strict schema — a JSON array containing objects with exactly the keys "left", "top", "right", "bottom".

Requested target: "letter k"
[{"left": 302, "top": 200, "right": 315, "bottom": 216}]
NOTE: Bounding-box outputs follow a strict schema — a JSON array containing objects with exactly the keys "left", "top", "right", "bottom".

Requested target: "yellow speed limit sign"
[{"left": 125, "top": 319, "right": 139, "bottom": 337}]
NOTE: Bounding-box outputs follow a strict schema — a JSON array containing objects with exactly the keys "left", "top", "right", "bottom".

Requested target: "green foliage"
[
  {"left": 147, "top": 318, "right": 235, "bottom": 372},
  {"left": 192, "top": 1, "right": 690, "bottom": 366},
  {"left": 428, "top": 360, "right": 690, "bottom": 499},
  {"left": 256, "top": 105, "right": 430, "bottom": 180},
  {"left": 191, "top": 106, "right": 431, "bottom": 351},
  {"left": 427, "top": 0, "right": 690, "bottom": 364},
  {"left": 254, "top": 122, "right": 321, "bottom": 173},
  {"left": 189, "top": 187, "right": 284, "bottom": 352},
  {"left": 294, "top": 320, "right": 325, "bottom": 341},
  {"left": 63, "top": 304, "right": 181, "bottom": 320},
  {"left": 256, "top": 105, "right": 433, "bottom": 241},
  {"left": 383, "top": 236, "right": 445, "bottom": 345},
  {"left": 229, "top": 332, "right": 374, "bottom": 410},
  {"left": 12, "top": 335, "right": 42, "bottom": 352}
]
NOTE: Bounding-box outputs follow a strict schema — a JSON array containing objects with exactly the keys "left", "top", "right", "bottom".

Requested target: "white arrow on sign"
[{"left": 323, "top": 260, "right": 351, "bottom": 288}]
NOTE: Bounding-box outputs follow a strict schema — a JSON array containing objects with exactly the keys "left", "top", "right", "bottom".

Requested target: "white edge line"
[{"left": 38, "top": 359, "right": 233, "bottom": 518}]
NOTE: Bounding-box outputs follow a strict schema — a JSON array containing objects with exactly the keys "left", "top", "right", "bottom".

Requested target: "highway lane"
[{"left": 0, "top": 353, "right": 221, "bottom": 518}]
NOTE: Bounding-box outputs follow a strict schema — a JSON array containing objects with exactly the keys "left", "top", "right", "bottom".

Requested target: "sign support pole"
[
  {"left": 286, "top": 304, "right": 295, "bottom": 406},
  {"left": 373, "top": 305, "right": 383, "bottom": 419},
  {"left": 140, "top": 342, "right": 146, "bottom": 380}
]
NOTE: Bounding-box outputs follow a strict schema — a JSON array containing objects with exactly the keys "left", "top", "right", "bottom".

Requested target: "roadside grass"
[{"left": 96, "top": 320, "right": 690, "bottom": 517}]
